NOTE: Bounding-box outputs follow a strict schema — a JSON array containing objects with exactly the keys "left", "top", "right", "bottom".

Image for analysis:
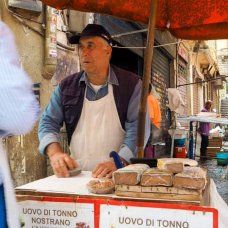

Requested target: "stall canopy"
[{"left": 41, "top": 0, "right": 228, "bottom": 40}]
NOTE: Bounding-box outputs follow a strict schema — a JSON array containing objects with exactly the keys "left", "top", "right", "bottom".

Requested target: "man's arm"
[
  {"left": 38, "top": 85, "right": 65, "bottom": 154},
  {"left": 38, "top": 85, "right": 76, "bottom": 177}
]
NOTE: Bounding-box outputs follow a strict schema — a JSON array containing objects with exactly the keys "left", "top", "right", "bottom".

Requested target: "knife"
[{"left": 109, "top": 151, "right": 124, "bottom": 169}]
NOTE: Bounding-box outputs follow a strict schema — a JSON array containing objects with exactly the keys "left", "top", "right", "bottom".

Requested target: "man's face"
[{"left": 78, "top": 36, "right": 112, "bottom": 75}]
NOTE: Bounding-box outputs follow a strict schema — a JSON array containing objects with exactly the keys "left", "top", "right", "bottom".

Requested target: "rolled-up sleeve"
[{"left": 38, "top": 85, "right": 64, "bottom": 154}]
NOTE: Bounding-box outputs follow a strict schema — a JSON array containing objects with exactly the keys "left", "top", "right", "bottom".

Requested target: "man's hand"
[
  {"left": 46, "top": 143, "right": 77, "bottom": 177},
  {"left": 92, "top": 161, "right": 116, "bottom": 178}
]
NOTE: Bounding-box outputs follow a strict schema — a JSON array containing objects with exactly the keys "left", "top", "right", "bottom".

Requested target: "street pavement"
[{"left": 199, "top": 159, "right": 228, "bottom": 205}]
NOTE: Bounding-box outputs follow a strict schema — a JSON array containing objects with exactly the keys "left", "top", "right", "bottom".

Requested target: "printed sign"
[
  {"left": 18, "top": 200, "right": 94, "bottom": 228},
  {"left": 99, "top": 204, "right": 217, "bottom": 228}
]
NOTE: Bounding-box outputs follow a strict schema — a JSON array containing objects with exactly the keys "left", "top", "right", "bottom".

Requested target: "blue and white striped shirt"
[{"left": 0, "top": 21, "right": 40, "bottom": 184}]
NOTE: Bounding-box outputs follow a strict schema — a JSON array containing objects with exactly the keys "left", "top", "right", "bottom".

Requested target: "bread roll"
[
  {"left": 173, "top": 167, "right": 207, "bottom": 190},
  {"left": 157, "top": 158, "right": 198, "bottom": 173},
  {"left": 113, "top": 164, "right": 149, "bottom": 185},
  {"left": 141, "top": 168, "right": 173, "bottom": 186}
]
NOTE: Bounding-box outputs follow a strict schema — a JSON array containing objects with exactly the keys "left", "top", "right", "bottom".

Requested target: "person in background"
[
  {"left": 147, "top": 83, "right": 161, "bottom": 130},
  {"left": 38, "top": 24, "right": 150, "bottom": 178},
  {"left": 0, "top": 21, "right": 39, "bottom": 228},
  {"left": 144, "top": 83, "right": 161, "bottom": 158},
  {"left": 198, "top": 100, "right": 213, "bottom": 160}
]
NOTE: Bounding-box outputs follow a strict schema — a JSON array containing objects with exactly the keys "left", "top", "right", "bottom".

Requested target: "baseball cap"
[{"left": 68, "top": 24, "right": 113, "bottom": 46}]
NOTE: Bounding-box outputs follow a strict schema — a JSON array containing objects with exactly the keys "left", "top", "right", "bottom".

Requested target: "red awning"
[{"left": 41, "top": 0, "right": 228, "bottom": 40}]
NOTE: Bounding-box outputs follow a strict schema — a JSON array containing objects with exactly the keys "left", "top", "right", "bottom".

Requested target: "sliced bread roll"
[
  {"left": 113, "top": 164, "right": 150, "bottom": 185},
  {"left": 140, "top": 168, "right": 173, "bottom": 186}
]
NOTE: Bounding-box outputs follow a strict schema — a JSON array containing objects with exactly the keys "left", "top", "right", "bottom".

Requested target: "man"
[
  {"left": 39, "top": 24, "right": 149, "bottom": 178},
  {"left": 198, "top": 100, "right": 213, "bottom": 160},
  {"left": 0, "top": 21, "right": 39, "bottom": 228}
]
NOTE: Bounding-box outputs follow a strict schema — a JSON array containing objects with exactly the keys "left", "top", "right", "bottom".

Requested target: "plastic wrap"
[{"left": 210, "top": 179, "right": 228, "bottom": 228}]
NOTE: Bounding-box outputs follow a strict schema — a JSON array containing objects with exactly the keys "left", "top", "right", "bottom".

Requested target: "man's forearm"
[
  {"left": 46, "top": 142, "right": 63, "bottom": 157},
  {"left": 38, "top": 85, "right": 64, "bottom": 154}
]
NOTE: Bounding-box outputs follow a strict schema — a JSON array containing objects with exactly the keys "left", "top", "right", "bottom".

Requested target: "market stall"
[
  {"left": 177, "top": 116, "right": 228, "bottom": 159},
  {"left": 26, "top": 1, "right": 228, "bottom": 228},
  {"left": 16, "top": 171, "right": 219, "bottom": 228}
]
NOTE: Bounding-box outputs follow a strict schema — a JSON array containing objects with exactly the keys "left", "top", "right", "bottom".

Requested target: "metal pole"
[
  {"left": 137, "top": 0, "right": 158, "bottom": 158},
  {"left": 176, "top": 75, "right": 228, "bottom": 88},
  {"left": 194, "top": 122, "right": 198, "bottom": 158},
  {"left": 189, "top": 121, "right": 194, "bottom": 159}
]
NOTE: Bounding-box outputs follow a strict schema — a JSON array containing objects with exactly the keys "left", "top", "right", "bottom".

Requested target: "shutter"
[{"left": 151, "top": 47, "right": 171, "bottom": 154}]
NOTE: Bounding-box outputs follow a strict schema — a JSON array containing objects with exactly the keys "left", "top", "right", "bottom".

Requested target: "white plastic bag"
[{"left": 210, "top": 179, "right": 228, "bottom": 228}]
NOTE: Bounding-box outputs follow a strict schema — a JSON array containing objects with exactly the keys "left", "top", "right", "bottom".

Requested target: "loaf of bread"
[
  {"left": 113, "top": 164, "right": 150, "bottom": 185},
  {"left": 173, "top": 167, "right": 207, "bottom": 190},
  {"left": 157, "top": 158, "right": 198, "bottom": 173},
  {"left": 140, "top": 168, "right": 173, "bottom": 186},
  {"left": 87, "top": 178, "right": 115, "bottom": 194}
]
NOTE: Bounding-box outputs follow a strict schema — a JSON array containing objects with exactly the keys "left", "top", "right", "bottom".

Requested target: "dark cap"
[{"left": 68, "top": 24, "right": 113, "bottom": 46}]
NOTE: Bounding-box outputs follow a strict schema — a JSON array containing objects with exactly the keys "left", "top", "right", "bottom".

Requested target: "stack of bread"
[
  {"left": 113, "top": 158, "right": 207, "bottom": 191},
  {"left": 87, "top": 158, "right": 207, "bottom": 196}
]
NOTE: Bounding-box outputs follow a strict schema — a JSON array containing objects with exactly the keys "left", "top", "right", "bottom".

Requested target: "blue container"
[
  {"left": 216, "top": 152, "right": 228, "bottom": 166},
  {"left": 174, "top": 138, "right": 186, "bottom": 146}
]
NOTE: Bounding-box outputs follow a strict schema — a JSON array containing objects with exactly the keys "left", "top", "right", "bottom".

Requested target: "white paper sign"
[
  {"left": 100, "top": 204, "right": 215, "bottom": 228},
  {"left": 18, "top": 200, "right": 94, "bottom": 228}
]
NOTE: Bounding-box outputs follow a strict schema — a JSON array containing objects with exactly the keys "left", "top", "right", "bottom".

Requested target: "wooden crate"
[
  {"left": 207, "top": 147, "right": 221, "bottom": 157},
  {"left": 208, "top": 137, "right": 223, "bottom": 147},
  {"left": 115, "top": 180, "right": 210, "bottom": 206}
]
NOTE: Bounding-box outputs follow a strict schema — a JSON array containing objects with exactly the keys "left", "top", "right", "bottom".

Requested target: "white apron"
[
  {"left": 70, "top": 84, "right": 125, "bottom": 171},
  {"left": 0, "top": 139, "right": 20, "bottom": 228}
]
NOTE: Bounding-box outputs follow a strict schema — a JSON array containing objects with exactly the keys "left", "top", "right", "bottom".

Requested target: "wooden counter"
[{"left": 16, "top": 171, "right": 217, "bottom": 228}]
